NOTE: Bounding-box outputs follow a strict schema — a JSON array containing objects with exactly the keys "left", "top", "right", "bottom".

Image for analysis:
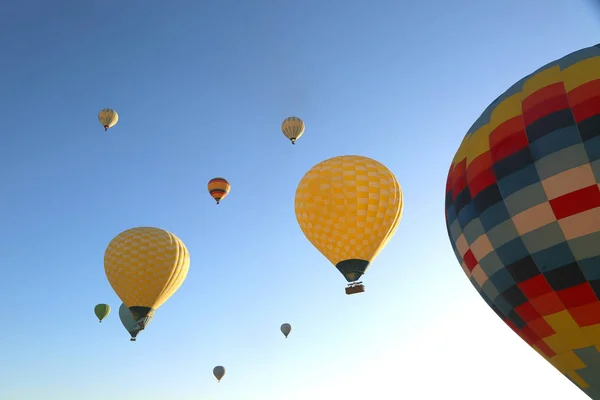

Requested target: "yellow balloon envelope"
[
  {"left": 294, "top": 155, "right": 403, "bottom": 294},
  {"left": 98, "top": 108, "right": 118, "bottom": 131},
  {"left": 281, "top": 116, "right": 305, "bottom": 144},
  {"left": 104, "top": 227, "right": 190, "bottom": 327}
]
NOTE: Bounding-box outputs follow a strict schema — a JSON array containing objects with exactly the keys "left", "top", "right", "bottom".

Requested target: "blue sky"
[{"left": 1, "top": 1, "right": 599, "bottom": 399}]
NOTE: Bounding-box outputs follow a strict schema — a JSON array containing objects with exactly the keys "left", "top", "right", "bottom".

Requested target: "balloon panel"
[
  {"left": 445, "top": 44, "right": 600, "bottom": 397},
  {"left": 104, "top": 227, "right": 190, "bottom": 311},
  {"left": 295, "top": 155, "right": 403, "bottom": 268}
]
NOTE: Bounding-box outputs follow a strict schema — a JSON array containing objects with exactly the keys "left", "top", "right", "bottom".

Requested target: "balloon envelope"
[
  {"left": 213, "top": 366, "right": 225, "bottom": 382},
  {"left": 281, "top": 323, "right": 291, "bottom": 338},
  {"left": 295, "top": 155, "right": 403, "bottom": 287},
  {"left": 281, "top": 116, "right": 305, "bottom": 144},
  {"left": 98, "top": 108, "right": 118, "bottom": 131},
  {"left": 119, "top": 302, "right": 153, "bottom": 341},
  {"left": 104, "top": 227, "right": 190, "bottom": 328},
  {"left": 207, "top": 178, "right": 230, "bottom": 204},
  {"left": 94, "top": 304, "right": 110, "bottom": 322},
  {"left": 445, "top": 43, "right": 600, "bottom": 398}
]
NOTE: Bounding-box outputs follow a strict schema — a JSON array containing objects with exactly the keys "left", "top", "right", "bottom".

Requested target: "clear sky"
[{"left": 1, "top": 1, "right": 600, "bottom": 399}]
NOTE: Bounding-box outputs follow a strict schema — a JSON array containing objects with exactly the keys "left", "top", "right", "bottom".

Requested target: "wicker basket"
[{"left": 345, "top": 284, "right": 365, "bottom": 295}]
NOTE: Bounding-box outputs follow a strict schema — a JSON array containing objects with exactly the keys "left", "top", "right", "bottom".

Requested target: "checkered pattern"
[
  {"left": 281, "top": 116, "right": 305, "bottom": 141},
  {"left": 98, "top": 108, "right": 118, "bottom": 129},
  {"left": 295, "top": 155, "right": 403, "bottom": 268},
  {"left": 445, "top": 44, "right": 600, "bottom": 398},
  {"left": 104, "top": 227, "right": 190, "bottom": 311}
]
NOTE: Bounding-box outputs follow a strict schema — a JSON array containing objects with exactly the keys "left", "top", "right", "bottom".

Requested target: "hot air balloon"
[
  {"left": 208, "top": 177, "right": 230, "bottom": 205},
  {"left": 98, "top": 108, "right": 118, "bottom": 131},
  {"left": 281, "top": 116, "right": 305, "bottom": 145},
  {"left": 295, "top": 155, "right": 403, "bottom": 295},
  {"left": 119, "top": 302, "right": 154, "bottom": 341},
  {"left": 445, "top": 43, "right": 600, "bottom": 399},
  {"left": 213, "top": 366, "right": 225, "bottom": 383},
  {"left": 94, "top": 304, "right": 110, "bottom": 323},
  {"left": 104, "top": 227, "right": 190, "bottom": 332},
  {"left": 281, "top": 323, "right": 291, "bottom": 338}
]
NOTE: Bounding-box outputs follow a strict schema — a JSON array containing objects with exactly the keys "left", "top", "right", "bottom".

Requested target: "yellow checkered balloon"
[
  {"left": 294, "top": 155, "right": 403, "bottom": 284},
  {"left": 104, "top": 227, "right": 190, "bottom": 321}
]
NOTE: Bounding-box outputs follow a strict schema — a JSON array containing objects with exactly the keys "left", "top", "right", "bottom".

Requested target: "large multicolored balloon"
[
  {"left": 295, "top": 155, "right": 403, "bottom": 295},
  {"left": 281, "top": 116, "right": 305, "bottom": 145},
  {"left": 445, "top": 44, "right": 600, "bottom": 398},
  {"left": 94, "top": 303, "right": 110, "bottom": 323},
  {"left": 98, "top": 108, "right": 118, "bottom": 131},
  {"left": 104, "top": 227, "right": 190, "bottom": 331},
  {"left": 208, "top": 177, "right": 230, "bottom": 205}
]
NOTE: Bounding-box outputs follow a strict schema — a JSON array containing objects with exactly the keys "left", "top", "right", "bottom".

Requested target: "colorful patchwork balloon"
[{"left": 445, "top": 44, "right": 600, "bottom": 399}]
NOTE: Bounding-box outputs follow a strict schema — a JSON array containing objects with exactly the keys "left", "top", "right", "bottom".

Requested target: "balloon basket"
[{"left": 345, "top": 283, "right": 365, "bottom": 295}]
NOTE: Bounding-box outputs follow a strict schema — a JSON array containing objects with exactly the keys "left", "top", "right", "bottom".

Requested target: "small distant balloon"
[
  {"left": 208, "top": 178, "right": 231, "bottom": 205},
  {"left": 119, "top": 302, "right": 153, "bottom": 341},
  {"left": 98, "top": 108, "right": 118, "bottom": 131},
  {"left": 213, "top": 366, "right": 226, "bottom": 382},
  {"left": 281, "top": 116, "right": 305, "bottom": 145},
  {"left": 94, "top": 304, "right": 110, "bottom": 323},
  {"left": 280, "top": 323, "right": 291, "bottom": 338}
]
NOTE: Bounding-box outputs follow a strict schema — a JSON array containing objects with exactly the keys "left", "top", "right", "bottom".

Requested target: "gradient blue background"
[{"left": 1, "top": 1, "right": 600, "bottom": 399}]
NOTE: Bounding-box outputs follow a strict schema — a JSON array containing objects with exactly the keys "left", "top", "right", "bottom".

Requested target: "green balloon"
[
  {"left": 94, "top": 304, "right": 110, "bottom": 323},
  {"left": 119, "top": 303, "right": 153, "bottom": 342}
]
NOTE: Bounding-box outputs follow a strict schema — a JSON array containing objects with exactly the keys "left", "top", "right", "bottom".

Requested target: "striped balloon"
[
  {"left": 281, "top": 116, "right": 305, "bottom": 144},
  {"left": 445, "top": 44, "right": 600, "bottom": 399},
  {"left": 208, "top": 178, "right": 231, "bottom": 205}
]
